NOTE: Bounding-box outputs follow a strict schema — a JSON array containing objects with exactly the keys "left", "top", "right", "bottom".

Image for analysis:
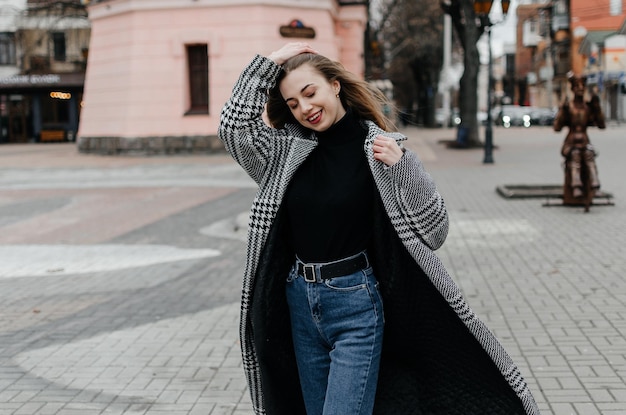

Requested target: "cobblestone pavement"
[{"left": 0, "top": 123, "right": 625, "bottom": 415}]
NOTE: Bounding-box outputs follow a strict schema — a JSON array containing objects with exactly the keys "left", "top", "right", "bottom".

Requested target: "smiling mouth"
[{"left": 307, "top": 110, "right": 322, "bottom": 124}]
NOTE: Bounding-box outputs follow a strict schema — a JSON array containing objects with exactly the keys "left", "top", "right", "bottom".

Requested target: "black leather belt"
[{"left": 296, "top": 252, "right": 369, "bottom": 283}]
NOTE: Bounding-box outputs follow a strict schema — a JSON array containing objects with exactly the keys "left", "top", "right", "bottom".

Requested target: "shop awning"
[{"left": 579, "top": 30, "right": 615, "bottom": 55}]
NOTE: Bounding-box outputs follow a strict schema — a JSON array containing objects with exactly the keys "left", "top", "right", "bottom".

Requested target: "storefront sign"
[
  {"left": 0, "top": 73, "right": 84, "bottom": 90},
  {"left": 0, "top": 74, "right": 62, "bottom": 86},
  {"left": 279, "top": 19, "right": 315, "bottom": 39}
]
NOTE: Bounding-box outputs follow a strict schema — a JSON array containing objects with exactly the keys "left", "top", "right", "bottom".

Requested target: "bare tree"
[
  {"left": 440, "top": 0, "right": 487, "bottom": 147},
  {"left": 372, "top": 0, "right": 447, "bottom": 128}
]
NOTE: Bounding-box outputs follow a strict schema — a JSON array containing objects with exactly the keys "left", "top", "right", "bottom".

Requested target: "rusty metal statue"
[{"left": 553, "top": 74, "right": 605, "bottom": 210}]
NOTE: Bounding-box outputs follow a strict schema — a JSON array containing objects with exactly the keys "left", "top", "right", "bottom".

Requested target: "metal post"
[
  {"left": 442, "top": 14, "right": 452, "bottom": 128},
  {"left": 483, "top": 24, "right": 494, "bottom": 164}
]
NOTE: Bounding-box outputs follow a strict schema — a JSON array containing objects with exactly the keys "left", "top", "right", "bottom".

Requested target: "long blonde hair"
[{"left": 267, "top": 53, "right": 396, "bottom": 131}]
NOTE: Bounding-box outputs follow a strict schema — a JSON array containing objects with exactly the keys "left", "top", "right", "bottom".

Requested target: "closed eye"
[{"left": 286, "top": 88, "right": 316, "bottom": 111}]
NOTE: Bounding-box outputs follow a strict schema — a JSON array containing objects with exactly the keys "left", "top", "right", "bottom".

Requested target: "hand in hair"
[
  {"left": 268, "top": 43, "right": 318, "bottom": 66},
  {"left": 373, "top": 135, "right": 403, "bottom": 166}
]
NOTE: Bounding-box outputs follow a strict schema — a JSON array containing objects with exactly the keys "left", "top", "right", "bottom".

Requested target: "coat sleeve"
[
  {"left": 218, "top": 55, "right": 284, "bottom": 184},
  {"left": 385, "top": 148, "right": 449, "bottom": 250}
]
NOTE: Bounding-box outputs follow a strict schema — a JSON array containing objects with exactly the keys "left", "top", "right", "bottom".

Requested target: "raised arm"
[
  {"left": 218, "top": 56, "right": 282, "bottom": 183},
  {"left": 588, "top": 95, "right": 606, "bottom": 129},
  {"left": 218, "top": 44, "right": 318, "bottom": 183},
  {"left": 553, "top": 99, "right": 569, "bottom": 132}
]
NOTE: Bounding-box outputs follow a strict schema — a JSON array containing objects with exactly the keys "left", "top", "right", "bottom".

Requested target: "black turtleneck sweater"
[{"left": 285, "top": 110, "right": 375, "bottom": 263}]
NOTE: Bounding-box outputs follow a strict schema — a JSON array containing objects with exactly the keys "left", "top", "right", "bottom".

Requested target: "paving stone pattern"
[{"left": 0, "top": 124, "right": 625, "bottom": 415}]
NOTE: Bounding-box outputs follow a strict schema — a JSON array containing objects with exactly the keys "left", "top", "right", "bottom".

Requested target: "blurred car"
[
  {"left": 451, "top": 108, "right": 462, "bottom": 126},
  {"left": 437, "top": 106, "right": 553, "bottom": 128},
  {"left": 477, "top": 111, "right": 488, "bottom": 125},
  {"left": 435, "top": 108, "right": 447, "bottom": 127},
  {"left": 435, "top": 108, "right": 460, "bottom": 128},
  {"left": 528, "top": 107, "right": 557, "bottom": 126},
  {"left": 436, "top": 108, "right": 485, "bottom": 127},
  {"left": 494, "top": 105, "right": 531, "bottom": 128}
]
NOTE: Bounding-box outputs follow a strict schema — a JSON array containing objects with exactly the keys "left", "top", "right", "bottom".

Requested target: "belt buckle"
[{"left": 303, "top": 264, "right": 317, "bottom": 283}]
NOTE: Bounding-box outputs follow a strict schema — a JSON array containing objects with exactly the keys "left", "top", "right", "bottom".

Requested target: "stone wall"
[{"left": 77, "top": 135, "right": 225, "bottom": 155}]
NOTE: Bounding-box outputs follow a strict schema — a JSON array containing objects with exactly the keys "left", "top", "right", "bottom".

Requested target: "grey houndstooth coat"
[{"left": 218, "top": 55, "right": 540, "bottom": 415}]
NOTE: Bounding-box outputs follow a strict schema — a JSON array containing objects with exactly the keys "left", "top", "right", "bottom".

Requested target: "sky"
[
  {"left": 370, "top": 0, "right": 519, "bottom": 57},
  {"left": 0, "top": 0, "right": 26, "bottom": 27},
  {"left": 491, "top": 0, "right": 519, "bottom": 49}
]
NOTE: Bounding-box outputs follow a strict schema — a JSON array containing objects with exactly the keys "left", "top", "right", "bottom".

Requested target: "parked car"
[
  {"left": 437, "top": 106, "right": 553, "bottom": 129},
  {"left": 435, "top": 108, "right": 460, "bottom": 128},
  {"left": 528, "top": 107, "right": 557, "bottom": 126},
  {"left": 435, "top": 108, "right": 448, "bottom": 127},
  {"left": 494, "top": 105, "right": 531, "bottom": 128},
  {"left": 436, "top": 108, "right": 485, "bottom": 127},
  {"left": 451, "top": 108, "right": 462, "bottom": 126},
  {"left": 477, "top": 111, "right": 488, "bottom": 125}
]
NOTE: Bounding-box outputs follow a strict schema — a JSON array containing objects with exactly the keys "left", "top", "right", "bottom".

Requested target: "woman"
[{"left": 219, "top": 43, "right": 540, "bottom": 415}]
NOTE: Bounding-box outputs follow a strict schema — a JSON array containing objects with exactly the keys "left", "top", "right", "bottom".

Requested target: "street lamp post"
[{"left": 473, "top": 0, "right": 510, "bottom": 164}]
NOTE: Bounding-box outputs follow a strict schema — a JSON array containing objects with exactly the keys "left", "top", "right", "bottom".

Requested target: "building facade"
[
  {"left": 515, "top": 3, "right": 547, "bottom": 107},
  {"left": 514, "top": 1, "right": 568, "bottom": 109},
  {"left": 571, "top": 0, "right": 626, "bottom": 121},
  {"left": 77, "top": 0, "right": 367, "bottom": 154},
  {"left": 0, "top": 0, "right": 24, "bottom": 142},
  {"left": 513, "top": 0, "right": 626, "bottom": 122},
  {"left": 0, "top": 0, "right": 24, "bottom": 80},
  {"left": 0, "top": 0, "right": 90, "bottom": 144}
]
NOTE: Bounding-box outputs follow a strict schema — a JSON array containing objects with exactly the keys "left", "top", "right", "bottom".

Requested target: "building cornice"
[{"left": 88, "top": 0, "right": 340, "bottom": 20}]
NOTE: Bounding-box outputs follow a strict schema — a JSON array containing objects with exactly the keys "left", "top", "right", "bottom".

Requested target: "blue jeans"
[{"left": 285, "top": 253, "right": 385, "bottom": 415}]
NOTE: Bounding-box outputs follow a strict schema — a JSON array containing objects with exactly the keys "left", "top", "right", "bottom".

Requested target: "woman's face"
[{"left": 279, "top": 64, "right": 346, "bottom": 132}]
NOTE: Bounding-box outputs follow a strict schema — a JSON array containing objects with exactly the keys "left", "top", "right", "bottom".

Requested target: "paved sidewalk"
[{"left": 0, "top": 123, "right": 625, "bottom": 415}]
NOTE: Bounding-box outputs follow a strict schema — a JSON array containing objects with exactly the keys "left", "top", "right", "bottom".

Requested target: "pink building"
[{"left": 78, "top": 0, "right": 368, "bottom": 154}]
